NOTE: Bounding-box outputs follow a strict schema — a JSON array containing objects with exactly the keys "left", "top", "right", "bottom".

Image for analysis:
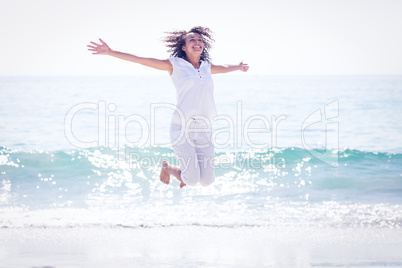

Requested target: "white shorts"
[{"left": 169, "top": 119, "right": 215, "bottom": 186}]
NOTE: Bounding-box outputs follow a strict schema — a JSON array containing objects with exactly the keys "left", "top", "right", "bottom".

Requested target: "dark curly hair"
[{"left": 163, "top": 26, "right": 214, "bottom": 62}]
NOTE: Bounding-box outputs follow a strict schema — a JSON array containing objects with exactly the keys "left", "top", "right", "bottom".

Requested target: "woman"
[{"left": 87, "top": 26, "right": 249, "bottom": 188}]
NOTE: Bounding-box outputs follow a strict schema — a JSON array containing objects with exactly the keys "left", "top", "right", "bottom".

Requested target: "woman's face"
[{"left": 182, "top": 32, "right": 204, "bottom": 55}]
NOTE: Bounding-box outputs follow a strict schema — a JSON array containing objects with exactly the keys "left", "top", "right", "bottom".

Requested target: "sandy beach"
[{"left": 1, "top": 226, "right": 402, "bottom": 268}]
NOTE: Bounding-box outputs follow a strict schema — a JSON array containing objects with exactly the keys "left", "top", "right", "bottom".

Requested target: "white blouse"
[{"left": 168, "top": 57, "right": 217, "bottom": 125}]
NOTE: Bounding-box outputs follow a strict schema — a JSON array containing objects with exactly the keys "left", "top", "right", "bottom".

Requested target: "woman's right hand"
[{"left": 87, "top": 38, "right": 111, "bottom": 55}]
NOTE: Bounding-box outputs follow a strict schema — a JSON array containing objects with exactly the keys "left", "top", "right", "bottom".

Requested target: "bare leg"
[{"left": 159, "top": 160, "right": 186, "bottom": 188}]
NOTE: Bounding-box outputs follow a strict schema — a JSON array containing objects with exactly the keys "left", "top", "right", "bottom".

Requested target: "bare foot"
[
  {"left": 159, "top": 160, "right": 186, "bottom": 188},
  {"left": 159, "top": 161, "right": 170, "bottom": 184},
  {"left": 167, "top": 164, "right": 186, "bottom": 188}
]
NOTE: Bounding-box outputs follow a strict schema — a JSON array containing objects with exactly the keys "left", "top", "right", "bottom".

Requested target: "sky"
[{"left": 0, "top": 0, "right": 401, "bottom": 76}]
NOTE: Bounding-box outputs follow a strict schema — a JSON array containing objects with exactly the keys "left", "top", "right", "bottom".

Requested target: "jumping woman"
[{"left": 87, "top": 26, "right": 249, "bottom": 188}]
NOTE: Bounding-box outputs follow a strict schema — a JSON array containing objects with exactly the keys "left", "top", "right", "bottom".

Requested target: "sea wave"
[
  {"left": 1, "top": 202, "right": 401, "bottom": 229},
  {"left": 1, "top": 146, "right": 401, "bottom": 223}
]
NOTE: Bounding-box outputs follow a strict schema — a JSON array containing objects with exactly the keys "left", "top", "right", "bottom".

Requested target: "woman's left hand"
[{"left": 239, "top": 61, "right": 249, "bottom": 72}]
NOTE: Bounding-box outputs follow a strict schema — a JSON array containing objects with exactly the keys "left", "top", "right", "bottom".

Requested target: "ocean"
[{"left": 1, "top": 75, "right": 402, "bottom": 267}]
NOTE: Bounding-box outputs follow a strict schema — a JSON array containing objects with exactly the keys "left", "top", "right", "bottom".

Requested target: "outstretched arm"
[
  {"left": 211, "top": 62, "right": 249, "bottom": 74},
  {"left": 87, "top": 38, "right": 172, "bottom": 73}
]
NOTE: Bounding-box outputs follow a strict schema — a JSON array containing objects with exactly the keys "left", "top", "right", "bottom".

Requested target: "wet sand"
[{"left": 1, "top": 226, "right": 402, "bottom": 268}]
